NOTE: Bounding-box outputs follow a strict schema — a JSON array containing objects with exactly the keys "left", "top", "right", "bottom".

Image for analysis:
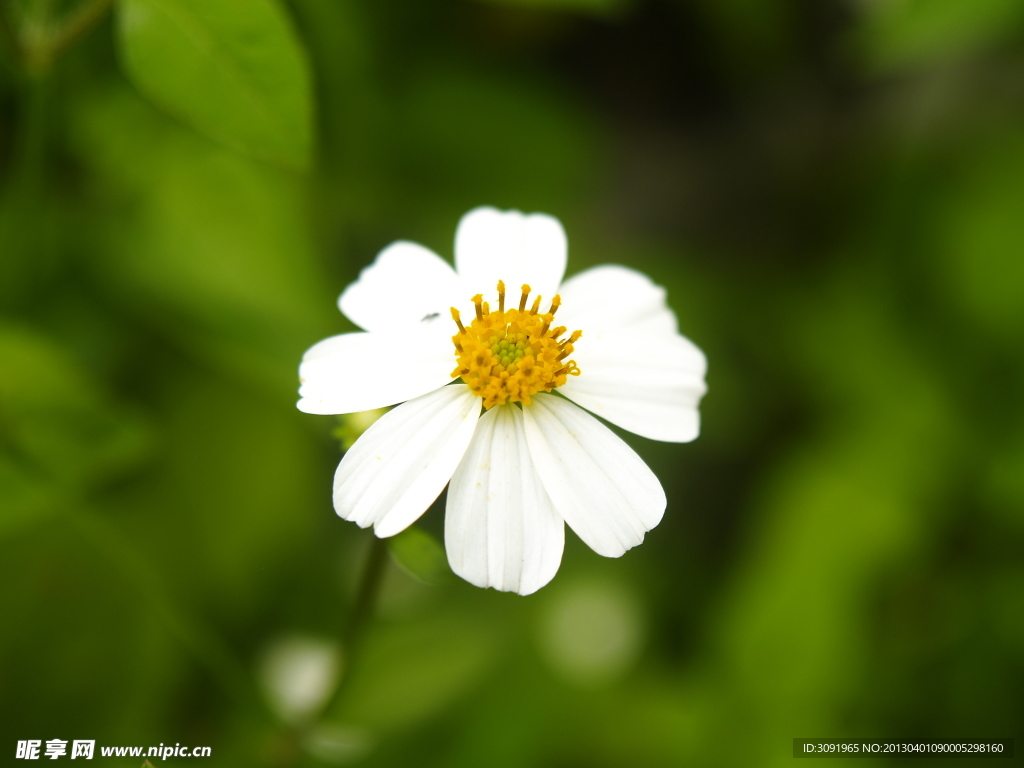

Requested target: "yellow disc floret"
[{"left": 451, "top": 281, "right": 582, "bottom": 409}]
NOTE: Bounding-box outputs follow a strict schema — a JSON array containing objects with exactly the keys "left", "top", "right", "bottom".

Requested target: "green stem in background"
[
  {"left": 321, "top": 533, "right": 389, "bottom": 718},
  {"left": 345, "top": 533, "right": 389, "bottom": 654}
]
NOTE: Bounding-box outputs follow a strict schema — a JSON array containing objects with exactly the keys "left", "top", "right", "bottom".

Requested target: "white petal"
[
  {"left": 559, "top": 330, "right": 707, "bottom": 443},
  {"left": 333, "top": 384, "right": 481, "bottom": 537},
  {"left": 556, "top": 265, "right": 678, "bottom": 336},
  {"left": 454, "top": 207, "right": 567, "bottom": 303},
  {"left": 446, "top": 405, "right": 565, "bottom": 596},
  {"left": 298, "top": 324, "right": 454, "bottom": 414},
  {"left": 338, "top": 241, "right": 462, "bottom": 332},
  {"left": 522, "top": 394, "right": 666, "bottom": 558}
]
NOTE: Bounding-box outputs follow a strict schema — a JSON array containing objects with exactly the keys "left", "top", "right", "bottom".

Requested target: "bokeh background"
[{"left": 2, "top": 0, "right": 1023, "bottom": 765}]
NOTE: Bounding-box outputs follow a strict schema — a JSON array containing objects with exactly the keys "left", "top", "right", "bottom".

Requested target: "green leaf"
[
  {"left": 388, "top": 526, "right": 454, "bottom": 586},
  {"left": 116, "top": 0, "right": 313, "bottom": 170}
]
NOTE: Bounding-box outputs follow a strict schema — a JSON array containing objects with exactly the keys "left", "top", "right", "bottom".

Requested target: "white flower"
[{"left": 298, "top": 207, "right": 707, "bottom": 595}]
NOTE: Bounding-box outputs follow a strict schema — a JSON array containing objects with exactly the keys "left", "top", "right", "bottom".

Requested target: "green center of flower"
[{"left": 491, "top": 338, "right": 527, "bottom": 368}]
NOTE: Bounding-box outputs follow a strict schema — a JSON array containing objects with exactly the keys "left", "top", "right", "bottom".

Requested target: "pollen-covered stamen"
[
  {"left": 556, "top": 329, "right": 582, "bottom": 361},
  {"left": 451, "top": 280, "right": 582, "bottom": 409},
  {"left": 450, "top": 307, "right": 466, "bottom": 334}
]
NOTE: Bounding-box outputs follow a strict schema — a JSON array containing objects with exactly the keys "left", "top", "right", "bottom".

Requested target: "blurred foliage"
[
  {"left": 387, "top": 525, "right": 455, "bottom": 587},
  {"left": 116, "top": 0, "right": 313, "bottom": 169},
  {"left": 854, "top": 0, "right": 1024, "bottom": 73},
  {"left": 1, "top": 0, "right": 1022, "bottom": 766},
  {"left": 333, "top": 410, "right": 386, "bottom": 452}
]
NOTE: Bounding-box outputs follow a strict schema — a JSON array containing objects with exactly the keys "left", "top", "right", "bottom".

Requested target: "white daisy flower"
[{"left": 298, "top": 207, "right": 707, "bottom": 595}]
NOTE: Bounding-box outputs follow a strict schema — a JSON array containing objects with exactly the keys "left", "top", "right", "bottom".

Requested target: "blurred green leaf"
[
  {"left": 0, "top": 521, "right": 187, "bottom": 746},
  {"left": 388, "top": 525, "right": 455, "bottom": 586},
  {"left": 674, "top": 271, "right": 962, "bottom": 763},
  {"left": 71, "top": 84, "right": 331, "bottom": 390},
  {"left": 856, "top": 0, "right": 1024, "bottom": 72},
  {"left": 984, "top": 432, "right": 1024, "bottom": 533},
  {"left": 931, "top": 138, "right": 1024, "bottom": 337},
  {"left": 334, "top": 408, "right": 388, "bottom": 452},
  {"left": 336, "top": 616, "right": 495, "bottom": 732},
  {"left": 0, "top": 324, "right": 149, "bottom": 537},
  {"left": 102, "top": 368, "right": 326, "bottom": 618},
  {"left": 115, "top": 0, "right": 313, "bottom": 170}
]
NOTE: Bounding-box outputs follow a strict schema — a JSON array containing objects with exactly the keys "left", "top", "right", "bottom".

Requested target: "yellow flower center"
[{"left": 451, "top": 281, "right": 582, "bottom": 409}]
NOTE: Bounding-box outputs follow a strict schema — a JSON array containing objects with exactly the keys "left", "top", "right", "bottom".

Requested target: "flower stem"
[{"left": 322, "top": 533, "right": 389, "bottom": 717}]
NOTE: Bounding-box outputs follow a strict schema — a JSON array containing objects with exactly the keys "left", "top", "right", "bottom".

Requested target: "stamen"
[
  {"left": 556, "top": 329, "right": 582, "bottom": 360},
  {"left": 497, "top": 280, "right": 505, "bottom": 313},
  {"left": 519, "top": 284, "right": 531, "bottom": 312},
  {"left": 450, "top": 307, "right": 466, "bottom": 334},
  {"left": 549, "top": 295, "right": 561, "bottom": 315},
  {"left": 530, "top": 295, "right": 542, "bottom": 314},
  {"left": 472, "top": 294, "right": 484, "bottom": 321}
]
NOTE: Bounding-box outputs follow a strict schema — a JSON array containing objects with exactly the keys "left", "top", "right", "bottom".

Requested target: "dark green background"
[{"left": 2, "top": 0, "right": 1023, "bottom": 765}]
